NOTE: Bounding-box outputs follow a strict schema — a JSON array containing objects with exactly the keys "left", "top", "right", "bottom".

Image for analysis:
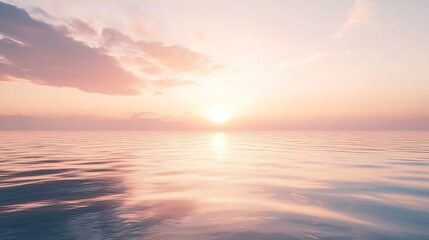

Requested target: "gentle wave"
[{"left": 1, "top": 131, "right": 429, "bottom": 240}]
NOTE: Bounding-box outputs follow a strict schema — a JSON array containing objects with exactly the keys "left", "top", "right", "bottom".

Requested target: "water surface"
[{"left": 1, "top": 131, "right": 428, "bottom": 239}]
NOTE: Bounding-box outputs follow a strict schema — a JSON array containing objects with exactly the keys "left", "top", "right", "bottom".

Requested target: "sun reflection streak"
[{"left": 211, "top": 132, "right": 226, "bottom": 161}]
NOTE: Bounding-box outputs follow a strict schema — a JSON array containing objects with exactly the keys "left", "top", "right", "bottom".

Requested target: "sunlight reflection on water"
[
  {"left": 0, "top": 131, "right": 429, "bottom": 240},
  {"left": 212, "top": 132, "right": 226, "bottom": 161}
]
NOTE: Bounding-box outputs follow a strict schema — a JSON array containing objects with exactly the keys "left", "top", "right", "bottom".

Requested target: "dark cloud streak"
[{"left": 0, "top": 115, "right": 428, "bottom": 131}]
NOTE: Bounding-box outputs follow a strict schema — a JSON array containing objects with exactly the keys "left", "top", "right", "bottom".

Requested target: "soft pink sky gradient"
[{"left": 0, "top": 0, "right": 428, "bottom": 130}]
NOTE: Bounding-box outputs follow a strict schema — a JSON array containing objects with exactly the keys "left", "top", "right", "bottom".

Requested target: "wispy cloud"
[
  {"left": 331, "top": 0, "right": 376, "bottom": 39},
  {"left": 101, "top": 27, "right": 222, "bottom": 75},
  {"left": 151, "top": 79, "right": 198, "bottom": 88},
  {"left": 129, "top": 111, "right": 157, "bottom": 118}
]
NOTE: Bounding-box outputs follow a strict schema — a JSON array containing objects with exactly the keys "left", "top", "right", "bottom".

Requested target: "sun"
[{"left": 208, "top": 104, "right": 230, "bottom": 123}]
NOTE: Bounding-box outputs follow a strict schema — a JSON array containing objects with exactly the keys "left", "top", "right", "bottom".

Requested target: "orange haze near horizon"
[{"left": 0, "top": 0, "right": 428, "bottom": 130}]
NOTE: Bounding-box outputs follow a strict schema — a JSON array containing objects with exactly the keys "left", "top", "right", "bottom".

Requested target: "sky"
[{"left": 0, "top": 0, "right": 428, "bottom": 130}]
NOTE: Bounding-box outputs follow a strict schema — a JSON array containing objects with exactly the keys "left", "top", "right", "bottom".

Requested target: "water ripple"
[{"left": 0, "top": 131, "right": 428, "bottom": 240}]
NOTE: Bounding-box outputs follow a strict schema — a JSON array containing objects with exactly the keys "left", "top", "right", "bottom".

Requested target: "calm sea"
[{"left": 0, "top": 131, "right": 428, "bottom": 240}]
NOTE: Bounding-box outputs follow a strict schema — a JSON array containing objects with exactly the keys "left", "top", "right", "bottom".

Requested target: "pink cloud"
[
  {"left": 0, "top": 2, "right": 221, "bottom": 95},
  {"left": 0, "top": 2, "right": 142, "bottom": 95},
  {"left": 68, "top": 18, "right": 97, "bottom": 36},
  {"left": 102, "top": 27, "right": 222, "bottom": 74}
]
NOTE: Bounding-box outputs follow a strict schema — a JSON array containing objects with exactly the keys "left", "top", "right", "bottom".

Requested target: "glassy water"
[{"left": 0, "top": 131, "right": 428, "bottom": 240}]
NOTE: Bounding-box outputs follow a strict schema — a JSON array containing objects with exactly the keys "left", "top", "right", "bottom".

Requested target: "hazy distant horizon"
[{"left": 0, "top": 114, "right": 428, "bottom": 131}]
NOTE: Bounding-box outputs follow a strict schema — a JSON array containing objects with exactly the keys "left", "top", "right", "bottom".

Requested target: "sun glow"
[{"left": 208, "top": 105, "right": 230, "bottom": 123}]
